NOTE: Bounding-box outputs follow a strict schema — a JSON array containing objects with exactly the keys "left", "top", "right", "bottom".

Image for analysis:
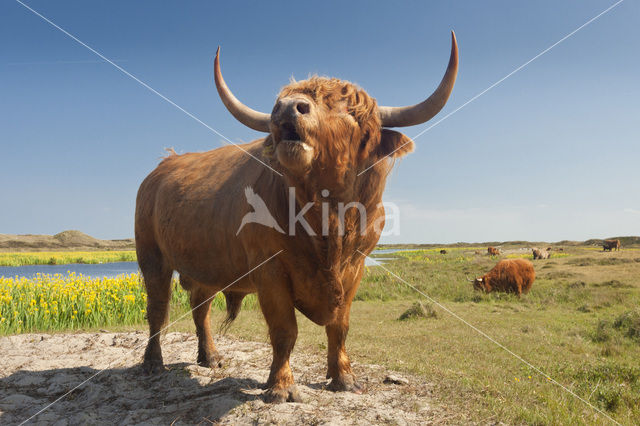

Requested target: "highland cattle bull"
[
  {"left": 487, "top": 246, "right": 500, "bottom": 256},
  {"left": 470, "top": 259, "right": 535, "bottom": 296},
  {"left": 532, "top": 248, "right": 550, "bottom": 260},
  {"left": 602, "top": 239, "right": 621, "bottom": 252},
  {"left": 135, "top": 34, "right": 458, "bottom": 402}
]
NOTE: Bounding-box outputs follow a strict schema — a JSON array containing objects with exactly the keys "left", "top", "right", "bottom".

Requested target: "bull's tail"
[{"left": 219, "top": 291, "right": 245, "bottom": 334}]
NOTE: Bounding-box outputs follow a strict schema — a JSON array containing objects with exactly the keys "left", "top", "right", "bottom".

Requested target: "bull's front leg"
[
  {"left": 258, "top": 287, "right": 302, "bottom": 403},
  {"left": 325, "top": 298, "right": 363, "bottom": 393}
]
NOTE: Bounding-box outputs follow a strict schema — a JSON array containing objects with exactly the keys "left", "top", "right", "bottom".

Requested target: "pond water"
[
  {"left": 0, "top": 248, "right": 413, "bottom": 279},
  {"left": 371, "top": 248, "right": 416, "bottom": 255}
]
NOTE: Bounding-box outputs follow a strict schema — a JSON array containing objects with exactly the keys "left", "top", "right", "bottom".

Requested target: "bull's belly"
[
  {"left": 162, "top": 237, "right": 257, "bottom": 290},
  {"left": 153, "top": 220, "right": 255, "bottom": 291},
  {"left": 171, "top": 255, "right": 259, "bottom": 292}
]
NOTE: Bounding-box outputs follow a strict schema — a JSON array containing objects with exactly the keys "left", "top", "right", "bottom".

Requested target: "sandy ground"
[{"left": 0, "top": 332, "right": 445, "bottom": 425}]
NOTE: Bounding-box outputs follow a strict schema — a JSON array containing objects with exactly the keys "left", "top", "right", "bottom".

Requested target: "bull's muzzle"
[{"left": 272, "top": 96, "right": 312, "bottom": 127}]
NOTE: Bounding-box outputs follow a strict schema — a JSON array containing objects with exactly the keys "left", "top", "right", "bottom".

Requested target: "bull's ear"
[{"left": 377, "top": 129, "right": 415, "bottom": 159}]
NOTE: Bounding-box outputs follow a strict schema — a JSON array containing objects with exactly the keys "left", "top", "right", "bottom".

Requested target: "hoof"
[
  {"left": 328, "top": 374, "right": 364, "bottom": 394},
  {"left": 264, "top": 385, "right": 303, "bottom": 403},
  {"left": 197, "top": 351, "right": 223, "bottom": 368},
  {"left": 142, "top": 359, "right": 166, "bottom": 375}
]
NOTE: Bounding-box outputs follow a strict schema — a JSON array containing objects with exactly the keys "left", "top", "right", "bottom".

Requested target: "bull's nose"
[
  {"left": 273, "top": 97, "right": 311, "bottom": 122},
  {"left": 295, "top": 100, "right": 310, "bottom": 115}
]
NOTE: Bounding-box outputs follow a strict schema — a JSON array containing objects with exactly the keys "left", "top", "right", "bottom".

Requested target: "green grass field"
[{"left": 2, "top": 245, "right": 639, "bottom": 424}]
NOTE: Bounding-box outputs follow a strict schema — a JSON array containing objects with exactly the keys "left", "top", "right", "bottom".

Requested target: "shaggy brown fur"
[
  {"left": 135, "top": 77, "right": 418, "bottom": 403},
  {"left": 473, "top": 259, "right": 535, "bottom": 296},
  {"left": 487, "top": 246, "right": 500, "bottom": 256},
  {"left": 603, "top": 239, "right": 621, "bottom": 251},
  {"left": 532, "top": 248, "right": 550, "bottom": 260}
]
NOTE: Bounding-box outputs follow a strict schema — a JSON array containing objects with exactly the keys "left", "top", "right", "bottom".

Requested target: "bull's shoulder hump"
[
  {"left": 144, "top": 138, "right": 274, "bottom": 194},
  {"left": 158, "top": 139, "right": 266, "bottom": 165},
  {"left": 150, "top": 139, "right": 267, "bottom": 177}
]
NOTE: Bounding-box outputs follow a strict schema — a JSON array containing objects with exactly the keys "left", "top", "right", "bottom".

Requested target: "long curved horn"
[
  {"left": 378, "top": 31, "right": 459, "bottom": 128},
  {"left": 214, "top": 47, "right": 271, "bottom": 132}
]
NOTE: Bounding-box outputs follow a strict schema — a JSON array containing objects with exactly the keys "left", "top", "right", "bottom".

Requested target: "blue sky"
[{"left": 1, "top": 1, "right": 638, "bottom": 243}]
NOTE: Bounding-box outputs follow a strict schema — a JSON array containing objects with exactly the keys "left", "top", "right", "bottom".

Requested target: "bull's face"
[
  {"left": 473, "top": 278, "right": 486, "bottom": 292},
  {"left": 213, "top": 32, "right": 458, "bottom": 180},
  {"left": 269, "top": 90, "right": 318, "bottom": 173},
  {"left": 268, "top": 79, "right": 413, "bottom": 177}
]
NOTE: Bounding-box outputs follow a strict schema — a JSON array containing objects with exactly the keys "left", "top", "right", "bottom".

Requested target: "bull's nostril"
[{"left": 296, "top": 102, "right": 310, "bottom": 115}]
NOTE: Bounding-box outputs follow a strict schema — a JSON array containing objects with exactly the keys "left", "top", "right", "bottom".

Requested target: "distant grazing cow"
[
  {"left": 532, "top": 248, "right": 550, "bottom": 260},
  {"left": 602, "top": 239, "right": 621, "bottom": 252},
  {"left": 546, "top": 247, "right": 552, "bottom": 252},
  {"left": 440, "top": 249, "right": 447, "bottom": 254},
  {"left": 487, "top": 246, "right": 500, "bottom": 256},
  {"left": 471, "top": 259, "right": 535, "bottom": 296}
]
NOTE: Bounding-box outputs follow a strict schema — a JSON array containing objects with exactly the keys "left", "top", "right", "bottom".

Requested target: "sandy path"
[{"left": 0, "top": 332, "right": 443, "bottom": 425}]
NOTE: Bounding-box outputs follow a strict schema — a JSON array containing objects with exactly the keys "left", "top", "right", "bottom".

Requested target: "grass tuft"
[
  {"left": 613, "top": 309, "right": 640, "bottom": 341},
  {"left": 398, "top": 302, "right": 438, "bottom": 320}
]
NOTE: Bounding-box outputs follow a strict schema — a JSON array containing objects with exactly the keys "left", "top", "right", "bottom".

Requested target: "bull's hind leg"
[
  {"left": 258, "top": 287, "right": 301, "bottom": 403},
  {"left": 184, "top": 280, "right": 223, "bottom": 368},
  {"left": 139, "top": 250, "right": 173, "bottom": 374}
]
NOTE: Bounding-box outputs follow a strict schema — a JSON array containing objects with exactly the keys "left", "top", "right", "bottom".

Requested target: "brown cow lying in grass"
[{"left": 471, "top": 259, "right": 535, "bottom": 296}]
